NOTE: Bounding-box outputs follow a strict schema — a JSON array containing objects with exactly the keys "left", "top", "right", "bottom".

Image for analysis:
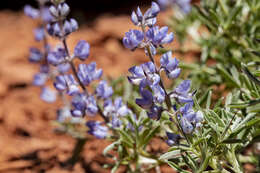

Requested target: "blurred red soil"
[{"left": 0, "top": 9, "right": 197, "bottom": 173}]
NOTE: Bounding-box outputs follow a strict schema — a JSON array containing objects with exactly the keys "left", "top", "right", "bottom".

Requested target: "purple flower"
[
  {"left": 40, "top": 87, "right": 57, "bottom": 103},
  {"left": 180, "top": 117, "right": 193, "bottom": 134},
  {"left": 42, "top": 7, "right": 53, "bottom": 22},
  {"left": 62, "top": 19, "right": 78, "bottom": 36},
  {"left": 56, "top": 106, "right": 82, "bottom": 124},
  {"left": 146, "top": 26, "right": 174, "bottom": 46},
  {"left": 144, "top": 2, "right": 160, "bottom": 20},
  {"left": 171, "top": 80, "right": 193, "bottom": 103},
  {"left": 54, "top": 74, "right": 79, "bottom": 96},
  {"left": 74, "top": 40, "right": 90, "bottom": 60},
  {"left": 195, "top": 111, "right": 204, "bottom": 123},
  {"left": 86, "top": 121, "right": 108, "bottom": 139},
  {"left": 131, "top": 2, "right": 160, "bottom": 27},
  {"left": 70, "top": 18, "right": 79, "bottom": 32},
  {"left": 71, "top": 94, "right": 98, "bottom": 117},
  {"left": 151, "top": 84, "right": 165, "bottom": 103},
  {"left": 180, "top": 103, "right": 196, "bottom": 122},
  {"left": 160, "top": 51, "right": 181, "bottom": 79},
  {"left": 128, "top": 62, "right": 160, "bottom": 86},
  {"left": 96, "top": 80, "right": 113, "bottom": 99},
  {"left": 166, "top": 132, "right": 180, "bottom": 146},
  {"left": 136, "top": 89, "right": 153, "bottom": 109},
  {"left": 46, "top": 23, "right": 62, "bottom": 37},
  {"left": 103, "top": 98, "right": 129, "bottom": 117},
  {"left": 47, "top": 48, "right": 67, "bottom": 66},
  {"left": 57, "top": 63, "right": 71, "bottom": 73},
  {"left": 40, "top": 65, "right": 50, "bottom": 73},
  {"left": 147, "top": 105, "right": 163, "bottom": 119},
  {"left": 111, "top": 116, "right": 122, "bottom": 128},
  {"left": 34, "top": 27, "right": 45, "bottom": 41},
  {"left": 158, "top": 0, "right": 191, "bottom": 13},
  {"left": 49, "top": 3, "right": 70, "bottom": 18},
  {"left": 179, "top": 103, "right": 204, "bottom": 134},
  {"left": 29, "top": 48, "right": 43, "bottom": 63},
  {"left": 123, "top": 30, "right": 144, "bottom": 50},
  {"left": 24, "top": 5, "right": 39, "bottom": 19},
  {"left": 77, "top": 62, "right": 103, "bottom": 86},
  {"left": 33, "top": 73, "right": 48, "bottom": 86}
]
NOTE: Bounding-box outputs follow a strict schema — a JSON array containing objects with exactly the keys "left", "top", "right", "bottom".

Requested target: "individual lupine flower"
[
  {"left": 86, "top": 121, "right": 108, "bottom": 139},
  {"left": 71, "top": 94, "right": 98, "bottom": 117},
  {"left": 49, "top": 3, "right": 70, "bottom": 18},
  {"left": 157, "top": 0, "right": 191, "bottom": 14},
  {"left": 57, "top": 63, "right": 70, "bottom": 73},
  {"left": 123, "top": 30, "right": 144, "bottom": 50},
  {"left": 195, "top": 111, "right": 204, "bottom": 124},
  {"left": 29, "top": 48, "right": 43, "bottom": 62},
  {"left": 69, "top": 18, "right": 79, "bottom": 31},
  {"left": 62, "top": 19, "right": 79, "bottom": 36},
  {"left": 131, "top": 2, "right": 160, "bottom": 27},
  {"left": 111, "top": 116, "right": 122, "bottom": 128},
  {"left": 128, "top": 62, "right": 160, "bottom": 86},
  {"left": 54, "top": 74, "right": 79, "bottom": 95},
  {"left": 103, "top": 98, "right": 129, "bottom": 117},
  {"left": 74, "top": 40, "right": 90, "bottom": 60},
  {"left": 57, "top": 106, "right": 82, "bottom": 124},
  {"left": 40, "top": 64, "right": 50, "bottom": 73},
  {"left": 170, "top": 80, "right": 193, "bottom": 103},
  {"left": 136, "top": 88, "right": 153, "bottom": 109},
  {"left": 179, "top": 103, "right": 204, "bottom": 134},
  {"left": 24, "top": 5, "right": 40, "bottom": 19},
  {"left": 151, "top": 84, "right": 165, "bottom": 103},
  {"left": 34, "top": 27, "right": 45, "bottom": 41},
  {"left": 46, "top": 23, "right": 62, "bottom": 37},
  {"left": 40, "top": 87, "right": 57, "bottom": 103},
  {"left": 96, "top": 80, "right": 113, "bottom": 99},
  {"left": 166, "top": 132, "right": 180, "bottom": 146},
  {"left": 33, "top": 73, "right": 48, "bottom": 86},
  {"left": 180, "top": 116, "right": 193, "bottom": 134},
  {"left": 147, "top": 105, "right": 163, "bottom": 119},
  {"left": 180, "top": 102, "right": 196, "bottom": 122},
  {"left": 160, "top": 51, "right": 181, "bottom": 79},
  {"left": 47, "top": 47, "right": 67, "bottom": 66},
  {"left": 77, "top": 62, "right": 103, "bottom": 86},
  {"left": 146, "top": 26, "right": 174, "bottom": 46},
  {"left": 41, "top": 7, "right": 53, "bottom": 22}
]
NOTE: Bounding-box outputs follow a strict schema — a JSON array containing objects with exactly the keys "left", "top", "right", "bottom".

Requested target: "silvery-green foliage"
[{"left": 168, "top": 0, "right": 260, "bottom": 88}]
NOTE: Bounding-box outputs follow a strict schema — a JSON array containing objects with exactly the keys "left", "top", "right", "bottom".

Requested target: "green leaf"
[
  {"left": 206, "top": 90, "right": 212, "bottom": 109},
  {"left": 159, "top": 150, "right": 181, "bottom": 160},
  {"left": 247, "top": 103, "right": 260, "bottom": 113},
  {"left": 217, "top": 64, "right": 240, "bottom": 88},
  {"left": 222, "top": 138, "right": 244, "bottom": 144},
  {"left": 103, "top": 141, "right": 120, "bottom": 157},
  {"left": 118, "top": 130, "right": 134, "bottom": 148},
  {"left": 139, "top": 125, "right": 160, "bottom": 148},
  {"left": 166, "top": 161, "right": 191, "bottom": 173}
]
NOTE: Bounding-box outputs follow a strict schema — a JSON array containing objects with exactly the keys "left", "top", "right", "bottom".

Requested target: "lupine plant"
[
  {"left": 164, "top": 0, "right": 260, "bottom": 89},
  {"left": 25, "top": 0, "right": 260, "bottom": 172}
]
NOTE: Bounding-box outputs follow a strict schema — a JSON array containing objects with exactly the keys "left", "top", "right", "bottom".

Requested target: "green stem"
[
  {"left": 218, "top": 0, "right": 228, "bottom": 16},
  {"left": 66, "top": 138, "right": 87, "bottom": 166}
]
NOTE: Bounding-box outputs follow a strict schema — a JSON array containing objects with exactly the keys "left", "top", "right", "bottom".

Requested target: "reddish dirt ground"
[
  {"left": 0, "top": 7, "right": 257, "bottom": 173},
  {"left": 0, "top": 9, "right": 190, "bottom": 172}
]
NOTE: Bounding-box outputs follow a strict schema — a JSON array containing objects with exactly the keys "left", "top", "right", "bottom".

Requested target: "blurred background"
[
  {"left": 0, "top": 1, "right": 172, "bottom": 173},
  {"left": 0, "top": 0, "right": 153, "bottom": 22}
]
